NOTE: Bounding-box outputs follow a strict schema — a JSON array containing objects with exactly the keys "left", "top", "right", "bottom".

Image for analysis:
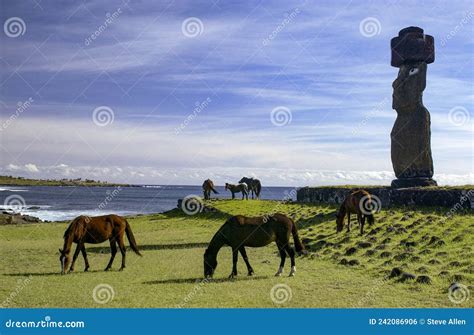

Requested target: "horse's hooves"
[
  {"left": 84, "top": 268, "right": 89, "bottom": 272},
  {"left": 274, "top": 273, "right": 282, "bottom": 277},
  {"left": 104, "top": 268, "right": 110, "bottom": 271},
  {"left": 119, "top": 267, "right": 125, "bottom": 271},
  {"left": 248, "top": 272, "right": 254, "bottom": 276},
  {"left": 289, "top": 272, "right": 295, "bottom": 277}
]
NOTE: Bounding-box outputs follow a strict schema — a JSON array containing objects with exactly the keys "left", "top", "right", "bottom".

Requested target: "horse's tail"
[
  {"left": 255, "top": 181, "right": 261, "bottom": 198},
  {"left": 125, "top": 220, "right": 142, "bottom": 256},
  {"left": 291, "top": 219, "right": 305, "bottom": 255},
  {"left": 366, "top": 213, "right": 375, "bottom": 226},
  {"left": 211, "top": 186, "right": 219, "bottom": 194}
]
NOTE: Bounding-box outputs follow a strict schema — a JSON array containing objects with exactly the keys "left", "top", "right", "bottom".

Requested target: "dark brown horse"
[
  {"left": 239, "top": 177, "right": 261, "bottom": 199},
  {"left": 336, "top": 190, "right": 375, "bottom": 235},
  {"left": 202, "top": 179, "right": 218, "bottom": 200},
  {"left": 59, "top": 214, "right": 142, "bottom": 274},
  {"left": 203, "top": 213, "right": 305, "bottom": 279},
  {"left": 225, "top": 182, "right": 248, "bottom": 200}
]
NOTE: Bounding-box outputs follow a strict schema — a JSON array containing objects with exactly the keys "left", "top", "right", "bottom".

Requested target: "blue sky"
[{"left": 0, "top": 0, "right": 472, "bottom": 186}]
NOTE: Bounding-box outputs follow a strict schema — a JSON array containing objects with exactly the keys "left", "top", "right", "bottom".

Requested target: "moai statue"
[{"left": 390, "top": 26, "right": 437, "bottom": 188}]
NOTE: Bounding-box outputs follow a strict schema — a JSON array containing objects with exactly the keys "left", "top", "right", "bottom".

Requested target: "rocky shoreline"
[{"left": 0, "top": 211, "right": 44, "bottom": 225}]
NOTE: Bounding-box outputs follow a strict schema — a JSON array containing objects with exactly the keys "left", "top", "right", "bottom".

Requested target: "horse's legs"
[
  {"left": 347, "top": 213, "right": 351, "bottom": 232},
  {"left": 117, "top": 234, "right": 127, "bottom": 271},
  {"left": 69, "top": 242, "right": 82, "bottom": 272},
  {"left": 356, "top": 213, "right": 362, "bottom": 235},
  {"left": 81, "top": 245, "right": 90, "bottom": 272},
  {"left": 239, "top": 247, "right": 254, "bottom": 276},
  {"left": 360, "top": 215, "right": 366, "bottom": 235},
  {"left": 104, "top": 239, "right": 117, "bottom": 271},
  {"left": 275, "top": 245, "right": 286, "bottom": 276},
  {"left": 286, "top": 245, "right": 296, "bottom": 277},
  {"left": 231, "top": 192, "right": 235, "bottom": 200},
  {"left": 229, "top": 247, "right": 238, "bottom": 278}
]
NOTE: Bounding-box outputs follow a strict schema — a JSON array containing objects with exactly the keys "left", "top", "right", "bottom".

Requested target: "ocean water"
[{"left": 0, "top": 185, "right": 297, "bottom": 222}]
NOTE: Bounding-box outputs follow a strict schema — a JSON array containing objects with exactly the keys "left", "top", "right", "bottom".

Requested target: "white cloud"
[{"left": 24, "top": 163, "right": 40, "bottom": 173}]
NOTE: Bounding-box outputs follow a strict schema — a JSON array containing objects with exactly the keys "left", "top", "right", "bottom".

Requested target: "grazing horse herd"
[
  {"left": 203, "top": 177, "right": 261, "bottom": 201},
  {"left": 59, "top": 182, "right": 377, "bottom": 279}
]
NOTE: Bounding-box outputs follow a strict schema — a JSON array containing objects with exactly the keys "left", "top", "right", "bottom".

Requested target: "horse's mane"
[{"left": 63, "top": 216, "right": 82, "bottom": 238}]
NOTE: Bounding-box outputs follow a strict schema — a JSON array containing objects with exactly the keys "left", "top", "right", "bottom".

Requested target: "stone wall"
[{"left": 296, "top": 186, "right": 474, "bottom": 209}]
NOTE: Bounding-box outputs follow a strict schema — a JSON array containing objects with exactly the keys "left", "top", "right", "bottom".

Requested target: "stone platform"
[{"left": 296, "top": 186, "right": 473, "bottom": 209}]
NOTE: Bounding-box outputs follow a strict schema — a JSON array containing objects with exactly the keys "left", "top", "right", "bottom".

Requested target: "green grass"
[{"left": 0, "top": 200, "right": 472, "bottom": 308}]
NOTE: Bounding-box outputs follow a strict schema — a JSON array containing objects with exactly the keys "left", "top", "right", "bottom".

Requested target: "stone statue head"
[{"left": 392, "top": 61, "right": 426, "bottom": 110}]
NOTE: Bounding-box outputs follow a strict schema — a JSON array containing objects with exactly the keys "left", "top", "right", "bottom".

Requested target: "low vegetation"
[
  {"left": 0, "top": 175, "right": 132, "bottom": 187},
  {"left": 0, "top": 200, "right": 472, "bottom": 308}
]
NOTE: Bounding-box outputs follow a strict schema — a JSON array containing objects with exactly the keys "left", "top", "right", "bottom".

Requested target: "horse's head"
[
  {"left": 58, "top": 248, "right": 70, "bottom": 274},
  {"left": 203, "top": 249, "right": 217, "bottom": 278},
  {"left": 335, "top": 212, "right": 344, "bottom": 233},
  {"left": 224, "top": 183, "right": 229, "bottom": 190},
  {"left": 238, "top": 177, "right": 245, "bottom": 184}
]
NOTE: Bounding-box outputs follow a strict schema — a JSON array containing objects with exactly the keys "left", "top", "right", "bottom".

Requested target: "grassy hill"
[
  {"left": 0, "top": 200, "right": 472, "bottom": 308},
  {"left": 0, "top": 175, "right": 132, "bottom": 187}
]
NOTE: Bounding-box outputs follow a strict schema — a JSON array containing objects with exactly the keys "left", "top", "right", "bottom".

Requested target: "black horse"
[{"left": 239, "top": 177, "right": 261, "bottom": 199}]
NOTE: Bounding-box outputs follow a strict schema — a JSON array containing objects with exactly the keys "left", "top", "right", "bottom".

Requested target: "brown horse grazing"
[
  {"left": 239, "top": 177, "right": 261, "bottom": 199},
  {"left": 203, "top": 213, "right": 305, "bottom": 279},
  {"left": 225, "top": 183, "right": 248, "bottom": 200},
  {"left": 336, "top": 190, "right": 376, "bottom": 235},
  {"left": 59, "top": 214, "right": 142, "bottom": 274},
  {"left": 202, "top": 179, "right": 218, "bottom": 200}
]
